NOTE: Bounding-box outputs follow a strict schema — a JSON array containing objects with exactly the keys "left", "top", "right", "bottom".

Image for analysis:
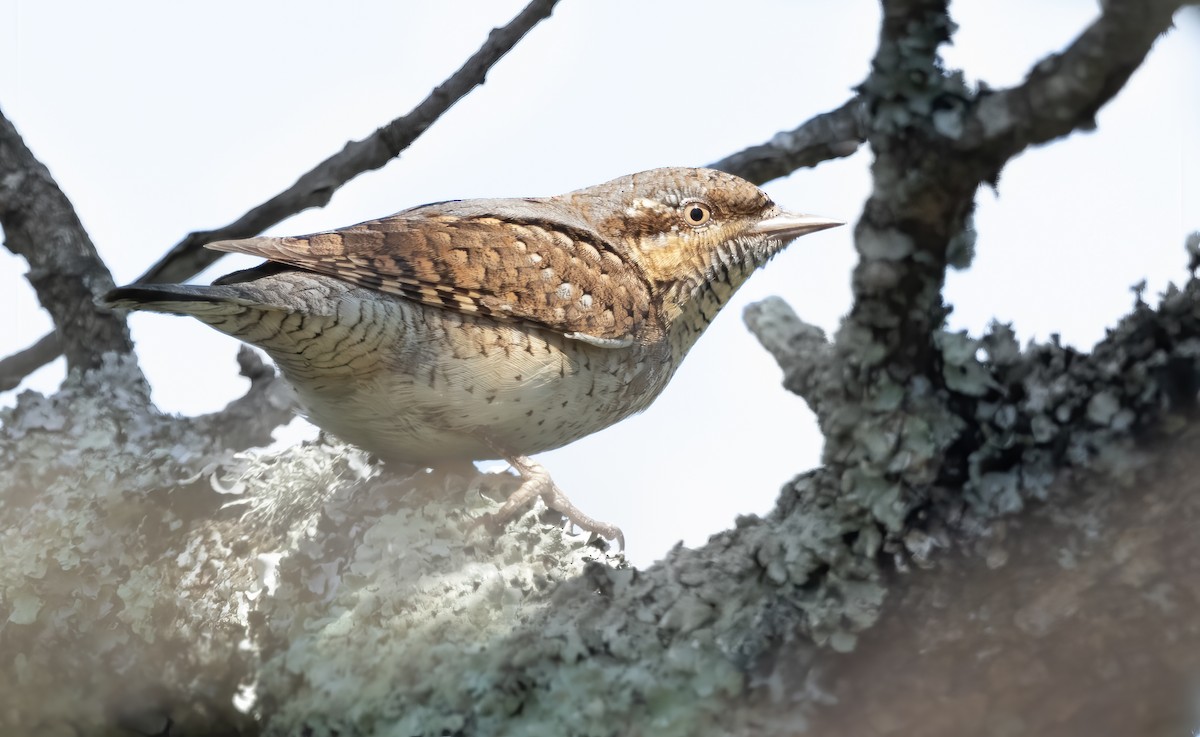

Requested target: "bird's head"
[{"left": 565, "top": 167, "right": 841, "bottom": 351}]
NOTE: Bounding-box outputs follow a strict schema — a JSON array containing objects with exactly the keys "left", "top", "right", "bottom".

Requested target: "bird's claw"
[{"left": 464, "top": 453, "right": 624, "bottom": 551}]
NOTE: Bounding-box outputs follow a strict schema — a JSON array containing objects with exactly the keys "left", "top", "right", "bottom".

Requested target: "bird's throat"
[{"left": 663, "top": 256, "right": 757, "bottom": 363}]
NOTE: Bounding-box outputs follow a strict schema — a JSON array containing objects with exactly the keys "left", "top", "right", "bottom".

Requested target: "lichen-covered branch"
[
  {"left": 0, "top": 356, "right": 618, "bottom": 734},
  {"left": 256, "top": 248, "right": 1200, "bottom": 735},
  {"left": 708, "top": 96, "right": 867, "bottom": 184},
  {"left": 966, "top": 0, "right": 1181, "bottom": 158},
  {"left": 778, "top": 0, "right": 1187, "bottom": 549},
  {"left": 742, "top": 296, "right": 835, "bottom": 414},
  {"left": 749, "top": 423, "right": 1200, "bottom": 736},
  {"left": 0, "top": 109, "right": 140, "bottom": 381},
  {"left": 734, "top": 2, "right": 1192, "bottom": 725},
  {"left": 849, "top": 0, "right": 970, "bottom": 371},
  {"left": 183, "top": 347, "right": 297, "bottom": 453}
]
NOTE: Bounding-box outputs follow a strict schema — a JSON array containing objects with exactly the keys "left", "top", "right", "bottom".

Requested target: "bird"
[{"left": 104, "top": 167, "right": 841, "bottom": 547}]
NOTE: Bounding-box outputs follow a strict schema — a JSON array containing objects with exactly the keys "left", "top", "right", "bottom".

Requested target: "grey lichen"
[
  {"left": 0, "top": 354, "right": 260, "bottom": 734},
  {"left": 951, "top": 280, "right": 1199, "bottom": 520},
  {"left": 248, "top": 461, "right": 628, "bottom": 736},
  {"left": 0, "top": 347, "right": 883, "bottom": 736},
  {"left": 9, "top": 350, "right": 789, "bottom": 735},
  {"left": 749, "top": 242, "right": 1200, "bottom": 574},
  {"left": 0, "top": 355, "right": 628, "bottom": 735},
  {"left": 250, "top": 456, "right": 884, "bottom": 735}
]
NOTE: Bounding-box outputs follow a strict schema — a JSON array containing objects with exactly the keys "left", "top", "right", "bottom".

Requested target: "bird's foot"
[{"left": 477, "top": 455, "right": 624, "bottom": 550}]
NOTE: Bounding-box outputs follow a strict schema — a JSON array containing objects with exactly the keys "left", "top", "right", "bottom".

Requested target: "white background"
[{"left": 1, "top": 1, "right": 1196, "bottom": 566}]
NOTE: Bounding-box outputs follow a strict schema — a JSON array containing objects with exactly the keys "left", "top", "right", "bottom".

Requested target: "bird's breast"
[{"left": 261, "top": 280, "right": 677, "bottom": 462}]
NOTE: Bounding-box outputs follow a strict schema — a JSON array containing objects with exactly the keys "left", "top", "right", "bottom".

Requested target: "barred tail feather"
[
  {"left": 101, "top": 285, "right": 254, "bottom": 318},
  {"left": 101, "top": 284, "right": 288, "bottom": 348},
  {"left": 101, "top": 279, "right": 346, "bottom": 360}
]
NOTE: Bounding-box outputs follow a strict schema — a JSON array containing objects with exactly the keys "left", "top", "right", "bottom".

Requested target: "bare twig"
[
  {"left": 0, "top": 108, "right": 140, "bottom": 379},
  {"left": 0, "top": 0, "right": 562, "bottom": 393},
  {"left": 708, "top": 96, "right": 866, "bottom": 184},
  {"left": 0, "top": 333, "right": 60, "bottom": 392}
]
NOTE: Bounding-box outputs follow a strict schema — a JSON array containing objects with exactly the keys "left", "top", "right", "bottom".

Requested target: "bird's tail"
[
  {"left": 101, "top": 280, "right": 369, "bottom": 381},
  {"left": 102, "top": 284, "right": 258, "bottom": 319},
  {"left": 101, "top": 283, "right": 300, "bottom": 354}
]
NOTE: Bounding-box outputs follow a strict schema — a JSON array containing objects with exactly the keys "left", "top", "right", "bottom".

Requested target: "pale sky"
[{"left": 1, "top": 1, "right": 1196, "bottom": 566}]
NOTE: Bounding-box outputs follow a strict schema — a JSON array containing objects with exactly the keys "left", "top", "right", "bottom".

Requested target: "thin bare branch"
[
  {"left": 0, "top": 333, "right": 60, "bottom": 392},
  {"left": 0, "top": 108, "right": 140, "bottom": 378},
  {"left": 138, "top": 0, "right": 562, "bottom": 286},
  {"left": 708, "top": 96, "right": 866, "bottom": 184}
]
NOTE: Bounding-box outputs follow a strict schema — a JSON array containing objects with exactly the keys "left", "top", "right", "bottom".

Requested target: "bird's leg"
[{"left": 478, "top": 453, "right": 624, "bottom": 550}]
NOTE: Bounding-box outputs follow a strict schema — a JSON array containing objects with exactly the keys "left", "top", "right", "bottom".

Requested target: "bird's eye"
[{"left": 681, "top": 201, "right": 712, "bottom": 227}]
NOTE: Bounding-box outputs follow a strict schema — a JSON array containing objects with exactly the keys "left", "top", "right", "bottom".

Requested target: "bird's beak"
[{"left": 751, "top": 211, "right": 844, "bottom": 240}]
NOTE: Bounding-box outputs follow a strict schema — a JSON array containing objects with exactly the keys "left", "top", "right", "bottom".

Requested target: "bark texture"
[{"left": 0, "top": 111, "right": 136, "bottom": 378}]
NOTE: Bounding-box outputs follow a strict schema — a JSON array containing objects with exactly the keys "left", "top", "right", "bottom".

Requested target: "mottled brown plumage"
[{"left": 105, "top": 167, "right": 840, "bottom": 546}]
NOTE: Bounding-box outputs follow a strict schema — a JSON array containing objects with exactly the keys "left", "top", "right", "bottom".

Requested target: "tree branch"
[
  {"left": 742, "top": 296, "right": 835, "bottom": 415},
  {"left": 739, "top": 0, "right": 1188, "bottom": 666},
  {"left": 0, "top": 109, "right": 139, "bottom": 378},
  {"left": 7, "top": 249, "right": 1200, "bottom": 733},
  {"left": 795, "top": 0, "right": 1186, "bottom": 528},
  {"left": 0, "top": 332, "right": 59, "bottom": 392},
  {"left": 966, "top": 0, "right": 1181, "bottom": 161},
  {"left": 751, "top": 423, "right": 1200, "bottom": 736},
  {"left": 707, "top": 96, "right": 866, "bottom": 184}
]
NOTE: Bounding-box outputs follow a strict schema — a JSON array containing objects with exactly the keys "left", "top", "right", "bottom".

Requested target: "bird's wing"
[{"left": 205, "top": 200, "right": 652, "bottom": 344}]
